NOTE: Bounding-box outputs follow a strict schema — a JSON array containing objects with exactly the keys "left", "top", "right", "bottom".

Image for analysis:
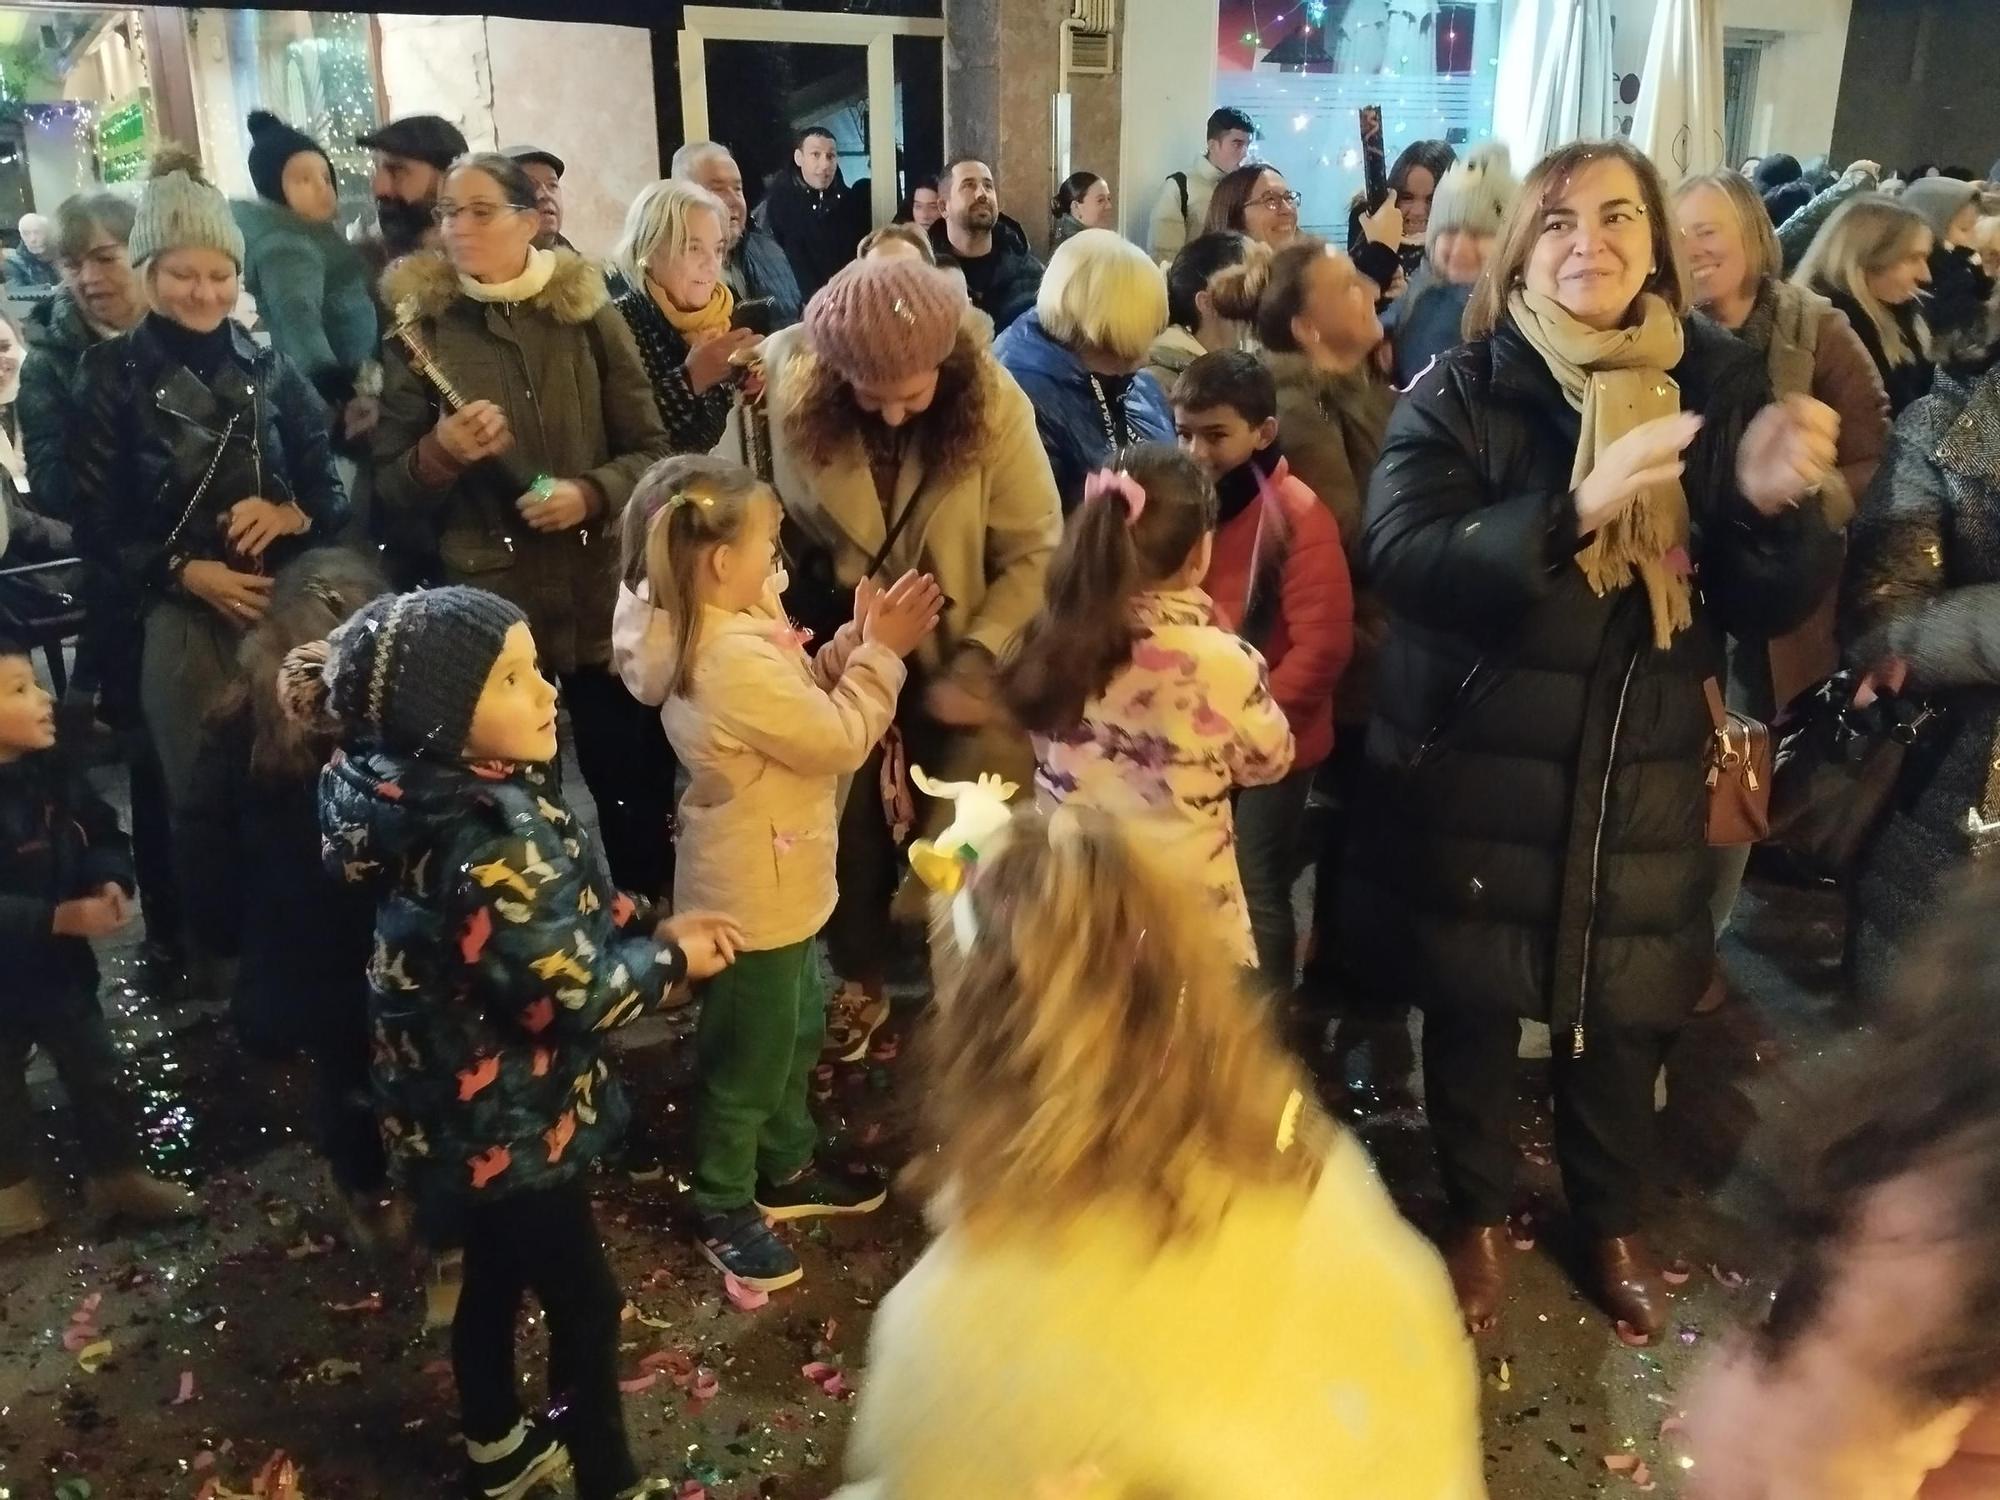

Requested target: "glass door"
[{"left": 677, "top": 5, "right": 945, "bottom": 230}]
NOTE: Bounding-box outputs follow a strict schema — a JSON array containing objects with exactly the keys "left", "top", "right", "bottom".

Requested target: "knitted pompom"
[
  {"left": 148, "top": 143, "right": 209, "bottom": 185},
  {"left": 277, "top": 640, "right": 335, "bottom": 730}
]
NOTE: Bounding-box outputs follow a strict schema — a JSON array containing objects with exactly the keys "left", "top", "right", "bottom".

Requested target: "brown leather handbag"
[{"left": 1705, "top": 677, "right": 1773, "bottom": 846}]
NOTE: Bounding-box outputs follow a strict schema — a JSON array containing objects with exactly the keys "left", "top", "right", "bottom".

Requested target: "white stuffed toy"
[{"left": 906, "top": 767, "right": 1019, "bottom": 895}]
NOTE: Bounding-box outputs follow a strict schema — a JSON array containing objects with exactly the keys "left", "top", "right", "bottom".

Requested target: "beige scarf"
[
  {"left": 459, "top": 246, "right": 556, "bottom": 305},
  {"left": 1509, "top": 288, "right": 1690, "bottom": 649}
]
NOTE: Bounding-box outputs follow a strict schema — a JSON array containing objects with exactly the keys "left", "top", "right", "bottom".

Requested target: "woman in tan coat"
[
  {"left": 759, "top": 256, "right": 1061, "bottom": 1046},
  {"left": 373, "top": 152, "right": 673, "bottom": 896}
]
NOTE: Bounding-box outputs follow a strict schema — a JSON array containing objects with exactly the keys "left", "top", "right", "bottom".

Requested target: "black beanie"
[
  {"left": 322, "top": 587, "right": 527, "bottom": 757},
  {"left": 247, "top": 109, "right": 333, "bottom": 208}
]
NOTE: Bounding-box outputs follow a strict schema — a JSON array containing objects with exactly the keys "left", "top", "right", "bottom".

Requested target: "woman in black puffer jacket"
[{"left": 1346, "top": 140, "right": 1842, "bottom": 1342}]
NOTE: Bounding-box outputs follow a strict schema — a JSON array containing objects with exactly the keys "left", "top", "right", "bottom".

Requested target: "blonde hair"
[
  {"left": 913, "top": 806, "right": 1328, "bottom": 1241},
  {"left": 1795, "top": 195, "right": 1934, "bottom": 367},
  {"left": 857, "top": 222, "right": 935, "bottom": 264},
  {"left": 1673, "top": 170, "right": 1782, "bottom": 292},
  {"left": 612, "top": 177, "right": 729, "bottom": 291},
  {"left": 1466, "top": 138, "right": 1690, "bottom": 340},
  {"left": 1035, "top": 227, "right": 1169, "bottom": 365},
  {"left": 617, "top": 454, "right": 778, "bottom": 701}
]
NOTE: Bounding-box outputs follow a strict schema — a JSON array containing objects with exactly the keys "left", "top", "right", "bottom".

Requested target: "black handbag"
[{"left": 1766, "top": 670, "right": 1949, "bottom": 882}]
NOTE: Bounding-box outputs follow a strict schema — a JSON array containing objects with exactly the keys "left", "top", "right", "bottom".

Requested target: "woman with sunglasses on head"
[{"left": 373, "top": 151, "right": 676, "bottom": 898}]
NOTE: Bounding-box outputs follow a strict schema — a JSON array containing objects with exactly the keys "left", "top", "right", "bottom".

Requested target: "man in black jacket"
[
  {"left": 759, "top": 126, "right": 866, "bottom": 301},
  {"left": 926, "top": 156, "right": 1042, "bottom": 333}
]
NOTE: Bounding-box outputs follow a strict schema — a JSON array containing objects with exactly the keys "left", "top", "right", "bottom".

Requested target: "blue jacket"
[
  {"left": 233, "top": 197, "right": 379, "bottom": 402},
  {"left": 727, "top": 229, "right": 804, "bottom": 329},
  {"left": 993, "top": 309, "right": 1174, "bottom": 512},
  {"left": 1381, "top": 275, "right": 1473, "bottom": 390},
  {"left": 319, "top": 749, "right": 684, "bottom": 1229}
]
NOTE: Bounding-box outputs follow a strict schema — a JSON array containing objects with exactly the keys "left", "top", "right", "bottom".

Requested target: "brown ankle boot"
[
  {"left": 1593, "top": 1233, "right": 1668, "bottom": 1340},
  {"left": 1445, "top": 1224, "right": 1511, "bottom": 1334}
]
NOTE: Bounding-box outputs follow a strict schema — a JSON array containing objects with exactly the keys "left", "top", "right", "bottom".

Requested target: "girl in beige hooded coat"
[{"left": 612, "top": 454, "right": 941, "bottom": 1292}]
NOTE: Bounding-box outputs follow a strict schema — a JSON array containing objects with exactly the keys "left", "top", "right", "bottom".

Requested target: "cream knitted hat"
[{"left": 129, "top": 145, "right": 246, "bottom": 268}]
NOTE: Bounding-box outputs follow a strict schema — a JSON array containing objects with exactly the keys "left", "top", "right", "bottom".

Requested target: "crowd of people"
[{"left": 0, "top": 86, "right": 1998, "bottom": 1500}]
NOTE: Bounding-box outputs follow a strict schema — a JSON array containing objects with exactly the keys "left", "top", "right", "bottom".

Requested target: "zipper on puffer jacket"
[{"left": 1572, "top": 651, "right": 1640, "bottom": 1059}]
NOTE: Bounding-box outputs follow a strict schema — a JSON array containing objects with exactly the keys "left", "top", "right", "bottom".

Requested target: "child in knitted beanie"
[
  {"left": 611, "top": 455, "right": 940, "bottom": 1293},
  {"left": 288, "top": 584, "right": 745, "bottom": 1500}
]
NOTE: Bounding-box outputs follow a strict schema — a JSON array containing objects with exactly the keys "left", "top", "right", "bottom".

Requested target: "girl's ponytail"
[
  {"left": 1002, "top": 484, "right": 1143, "bottom": 734},
  {"left": 1001, "top": 441, "right": 1218, "bottom": 736},
  {"left": 623, "top": 453, "right": 778, "bottom": 702}
]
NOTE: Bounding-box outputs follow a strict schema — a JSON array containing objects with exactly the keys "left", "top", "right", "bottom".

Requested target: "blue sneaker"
[{"left": 697, "top": 1206, "right": 802, "bottom": 1291}]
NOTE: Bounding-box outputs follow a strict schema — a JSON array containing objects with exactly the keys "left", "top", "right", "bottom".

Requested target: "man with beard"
[
  {"left": 355, "top": 114, "right": 467, "bottom": 277},
  {"left": 504, "top": 144, "right": 575, "bottom": 253},
  {"left": 353, "top": 115, "right": 463, "bottom": 588},
  {"left": 926, "top": 157, "right": 1041, "bottom": 333},
  {"left": 758, "top": 126, "right": 865, "bottom": 300},
  {"left": 670, "top": 139, "right": 803, "bottom": 327}
]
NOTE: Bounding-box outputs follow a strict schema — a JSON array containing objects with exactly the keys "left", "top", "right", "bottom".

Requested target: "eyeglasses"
[
  {"left": 1249, "top": 191, "right": 1303, "bottom": 212},
  {"left": 433, "top": 202, "right": 534, "bottom": 228}
]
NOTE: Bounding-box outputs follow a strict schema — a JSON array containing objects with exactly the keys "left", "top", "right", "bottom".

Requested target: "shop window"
[
  {"left": 0, "top": 7, "right": 155, "bottom": 234},
  {"left": 1216, "top": 0, "right": 1507, "bottom": 238},
  {"left": 188, "top": 9, "right": 382, "bottom": 225}
]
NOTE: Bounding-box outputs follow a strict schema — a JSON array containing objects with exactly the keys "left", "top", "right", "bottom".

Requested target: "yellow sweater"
[{"left": 834, "top": 1134, "right": 1488, "bottom": 1499}]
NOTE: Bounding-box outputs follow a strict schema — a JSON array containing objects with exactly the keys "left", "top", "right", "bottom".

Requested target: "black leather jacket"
[{"left": 68, "top": 317, "right": 347, "bottom": 600}]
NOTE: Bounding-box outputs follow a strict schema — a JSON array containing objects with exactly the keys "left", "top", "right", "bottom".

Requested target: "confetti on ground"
[
  {"left": 171, "top": 1368, "right": 199, "bottom": 1404},
  {"left": 1710, "top": 1264, "right": 1747, "bottom": 1288},
  {"left": 722, "top": 1273, "right": 770, "bottom": 1311},
  {"left": 324, "top": 1293, "right": 384, "bottom": 1314},
  {"left": 76, "top": 1337, "right": 115, "bottom": 1373},
  {"left": 801, "top": 1360, "right": 851, "bottom": 1398}
]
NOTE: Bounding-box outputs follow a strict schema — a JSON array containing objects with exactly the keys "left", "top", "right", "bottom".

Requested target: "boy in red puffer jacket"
[{"left": 1173, "top": 350, "right": 1354, "bottom": 999}]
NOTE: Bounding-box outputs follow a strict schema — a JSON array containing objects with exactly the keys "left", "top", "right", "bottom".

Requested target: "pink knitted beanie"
[{"left": 804, "top": 257, "right": 966, "bottom": 387}]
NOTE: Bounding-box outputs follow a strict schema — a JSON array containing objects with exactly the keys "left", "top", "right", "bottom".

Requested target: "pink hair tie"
[{"left": 1083, "top": 469, "right": 1146, "bottom": 525}]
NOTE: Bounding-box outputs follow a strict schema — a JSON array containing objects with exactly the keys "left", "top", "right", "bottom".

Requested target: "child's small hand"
[
  {"left": 862, "top": 570, "right": 944, "bottom": 658},
  {"left": 851, "top": 574, "right": 880, "bottom": 631},
  {"left": 52, "top": 890, "right": 131, "bottom": 939},
  {"left": 657, "top": 911, "right": 747, "bottom": 980}
]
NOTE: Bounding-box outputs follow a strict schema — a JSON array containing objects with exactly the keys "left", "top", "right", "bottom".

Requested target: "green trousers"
[{"left": 692, "top": 939, "right": 825, "bottom": 1213}]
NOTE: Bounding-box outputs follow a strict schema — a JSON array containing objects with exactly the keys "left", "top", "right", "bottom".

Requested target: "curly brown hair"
[
  {"left": 781, "top": 322, "right": 993, "bottom": 485},
  {"left": 911, "top": 806, "right": 1329, "bottom": 1242}
]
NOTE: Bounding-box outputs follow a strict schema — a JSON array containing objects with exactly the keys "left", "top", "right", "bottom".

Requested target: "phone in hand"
[
  {"left": 730, "top": 297, "right": 776, "bottom": 337},
  {"left": 1359, "top": 104, "right": 1389, "bottom": 210}
]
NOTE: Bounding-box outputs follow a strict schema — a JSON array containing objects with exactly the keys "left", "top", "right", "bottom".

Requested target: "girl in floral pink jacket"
[
  {"left": 613, "top": 455, "right": 941, "bottom": 1294},
  {"left": 1001, "top": 442, "right": 1294, "bottom": 965}
]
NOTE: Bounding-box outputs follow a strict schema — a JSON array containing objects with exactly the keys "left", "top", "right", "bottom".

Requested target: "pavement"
[{"left": 0, "top": 759, "right": 1863, "bottom": 1500}]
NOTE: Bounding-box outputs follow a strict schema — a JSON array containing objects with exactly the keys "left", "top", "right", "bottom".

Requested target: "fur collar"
[{"left": 380, "top": 247, "right": 608, "bottom": 328}]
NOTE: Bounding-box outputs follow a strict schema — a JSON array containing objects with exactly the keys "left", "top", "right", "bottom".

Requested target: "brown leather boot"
[
  {"left": 1445, "top": 1224, "right": 1511, "bottom": 1334},
  {"left": 1593, "top": 1234, "right": 1668, "bottom": 1340}
]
